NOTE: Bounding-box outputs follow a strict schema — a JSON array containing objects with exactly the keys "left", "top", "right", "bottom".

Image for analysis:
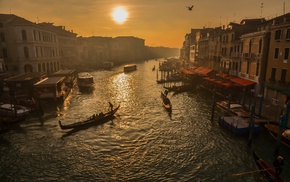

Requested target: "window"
[
  {"left": 0, "top": 32, "right": 5, "bottom": 42},
  {"left": 274, "top": 48, "right": 279, "bottom": 59},
  {"left": 249, "top": 40, "right": 252, "bottom": 53},
  {"left": 2, "top": 48, "right": 7, "bottom": 58},
  {"left": 286, "top": 29, "right": 290, "bottom": 40},
  {"left": 256, "top": 63, "right": 259, "bottom": 76},
  {"left": 22, "top": 30, "right": 27, "bottom": 41},
  {"left": 24, "top": 47, "right": 29, "bottom": 58},
  {"left": 258, "top": 39, "right": 262, "bottom": 54},
  {"left": 275, "top": 30, "right": 282, "bottom": 40},
  {"left": 280, "top": 69, "right": 287, "bottom": 83},
  {"left": 270, "top": 68, "right": 276, "bottom": 81},
  {"left": 284, "top": 48, "right": 289, "bottom": 60}
]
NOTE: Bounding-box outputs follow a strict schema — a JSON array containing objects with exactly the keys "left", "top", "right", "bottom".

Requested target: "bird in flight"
[{"left": 186, "top": 5, "right": 194, "bottom": 11}]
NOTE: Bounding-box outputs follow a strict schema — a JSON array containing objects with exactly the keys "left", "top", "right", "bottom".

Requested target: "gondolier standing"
[
  {"left": 273, "top": 156, "right": 284, "bottom": 177},
  {"left": 109, "top": 102, "right": 113, "bottom": 112}
]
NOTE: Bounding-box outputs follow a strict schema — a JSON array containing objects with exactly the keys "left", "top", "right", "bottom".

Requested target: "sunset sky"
[{"left": 0, "top": 0, "right": 288, "bottom": 48}]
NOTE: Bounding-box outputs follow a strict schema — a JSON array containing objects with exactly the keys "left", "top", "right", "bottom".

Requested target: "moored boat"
[
  {"left": 77, "top": 72, "right": 94, "bottom": 90},
  {"left": 59, "top": 105, "right": 120, "bottom": 130},
  {"left": 218, "top": 115, "right": 260, "bottom": 135},
  {"left": 0, "top": 103, "right": 30, "bottom": 117},
  {"left": 216, "top": 100, "right": 250, "bottom": 117},
  {"left": 265, "top": 124, "right": 290, "bottom": 148},
  {"left": 124, "top": 64, "right": 137, "bottom": 72},
  {"left": 252, "top": 151, "right": 285, "bottom": 182}
]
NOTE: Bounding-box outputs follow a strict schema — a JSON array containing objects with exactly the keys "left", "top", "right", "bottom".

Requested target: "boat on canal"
[
  {"left": 124, "top": 64, "right": 137, "bottom": 72},
  {"left": 218, "top": 115, "right": 260, "bottom": 135},
  {"left": 216, "top": 100, "right": 250, "bottom": 117},
  {"left": 77, "top": 72, "right": 94, "bottom": 90},
  {"left": 0, "top": 103, "right": 31, "bottom": 117},
  {"left": 265, "top": 124, "right": 290, "bottom": 148},
  {"left": 58, "top": 105, "right": 120, "bottom": 130},
  {"left": 252, "top": 151, "right": 285, "bottom": 182},
  {"left": 160, "top": 91, "right": 172, "bottom": 112}
]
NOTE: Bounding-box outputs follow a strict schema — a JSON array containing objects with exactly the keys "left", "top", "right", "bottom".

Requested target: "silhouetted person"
[
  {"left": 273, "top": 156, "right": 284, "bottom": 177},
  {"left": 164, "top": 90, "right": 169, "bottom": 96},
  {"left": 109, "top": 102, "right": 113, "bottom": 111}
]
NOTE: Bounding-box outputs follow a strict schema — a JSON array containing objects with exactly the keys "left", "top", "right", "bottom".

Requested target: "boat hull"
[
  {"left": 59, "top": 105, "right": 120, "bottom": 130},
  {"left": 253, "top": 151, "right": 285, "bottom": 182},
  {"left": 77, "top": 72, "right": 94, "bottom": 90},
  {"left": 124, "top": 64, "right": 137, "bottom": 72},
  {"left": 218, "top": 116, "right": 260, "bottom": 135},
  {"left": 265, "top": 124, "right": 290, "bottom": 148}
]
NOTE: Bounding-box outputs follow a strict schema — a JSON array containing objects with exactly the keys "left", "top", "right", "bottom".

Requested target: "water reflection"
[{"left": 0, "top": 60, "right": 289, "bottom": 181}]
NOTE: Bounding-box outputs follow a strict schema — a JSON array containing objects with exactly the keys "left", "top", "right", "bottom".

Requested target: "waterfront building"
[
  {"left": 263, "top": 13, "right": 290, "bottom": 122},
  {"left": 38, "top": 22, "right": 79, "bottom": 70},
  {"left": 239, "top": 29, "right": 270, "bottom": 96},
  {"left": 0, "top": 14, "right": 61, "bottom": 76},
  {"left": 112, "top": 36, "right": 146, "bottom": 64}
]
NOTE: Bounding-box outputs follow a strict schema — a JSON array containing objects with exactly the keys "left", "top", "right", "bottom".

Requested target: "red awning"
[
  {"left": 194, "top": 66, "right": 213, "bottom": 76},
  {"left": 230, "top": 78, "right": 255, "bottom": 87},
  {"left": 179, "top": 67, "right": 196, "bottom": 75}
]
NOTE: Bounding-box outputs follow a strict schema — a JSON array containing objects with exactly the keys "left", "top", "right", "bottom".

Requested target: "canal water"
[{"left": 1, "top": 59, "right": 289, "bottom": 182}]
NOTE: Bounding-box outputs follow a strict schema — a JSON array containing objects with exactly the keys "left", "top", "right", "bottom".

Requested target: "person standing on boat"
[
  {"left": 273, "top": 156, "right": 284, "bottom": 177},
  {"left": 109, "top": 102, "right": 113, "bottom": 112}
]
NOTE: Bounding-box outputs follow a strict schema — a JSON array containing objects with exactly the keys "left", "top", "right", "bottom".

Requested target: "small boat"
[
  {"left": 59, "top": 105, "right": 120, "bottom": 130},
  {"left": 265, "top": 124, "right": 290, "bottom": 148},
  {"left": 216, "top": 100, "right": 250, "bottom": 117},
  {"left": 218, "top": 115, "right": 260, "bottom": 135},
  {"left": 0, "top": 103, "right": 30, "bottom": 117},
  {"left": 163, "top": 84, "right": 192, "bottom": 93},
  {"left": 252, "top": 151, "right": 285, "bottom": 182},
  {"left": 124, "top": 64, "right": 137, "bottom": 72},
  {"left": 77, "top": 72, "right": 94, "bottom": 90},
  {"left": 161, "top": 91, "right": 172, "bottom": 111}
]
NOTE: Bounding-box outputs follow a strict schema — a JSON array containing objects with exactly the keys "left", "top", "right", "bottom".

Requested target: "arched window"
[
  {"left": 24, "top": 47, "right": 29, "bottom": 58},
  {"left": 22, "top": 29, "right": 27, "bottom": 41}
]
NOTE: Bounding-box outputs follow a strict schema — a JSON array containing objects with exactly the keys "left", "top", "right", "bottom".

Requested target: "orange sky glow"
[{"left": 0, "top": 0, "right": 288, "bottom": 48}]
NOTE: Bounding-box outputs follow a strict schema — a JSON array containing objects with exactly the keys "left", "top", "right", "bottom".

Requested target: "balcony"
[{"left": 243, "top": 53, "right": 249, "bottom": 58}]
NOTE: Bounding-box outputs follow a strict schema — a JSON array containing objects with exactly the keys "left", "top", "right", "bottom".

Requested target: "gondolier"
[
  {"left": 273, "top": 156, "right": 284, "bottom": 177},
  {"left": 109, "top": 102, "right": 113, "bottom": 111}
]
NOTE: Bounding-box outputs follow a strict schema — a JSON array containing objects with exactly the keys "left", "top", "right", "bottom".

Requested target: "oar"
[{"left": 232, "top": 168, "right": 272, "bottom": 176}]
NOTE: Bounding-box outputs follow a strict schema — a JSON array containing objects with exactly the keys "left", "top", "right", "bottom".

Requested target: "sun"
[{"left": 112, "top": 6, "right": 128, "bottom": 24}]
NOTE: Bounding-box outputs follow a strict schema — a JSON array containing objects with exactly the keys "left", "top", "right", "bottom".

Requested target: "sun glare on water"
[{"left": 112, "top": 6, "right": 128, "bottom": 24}]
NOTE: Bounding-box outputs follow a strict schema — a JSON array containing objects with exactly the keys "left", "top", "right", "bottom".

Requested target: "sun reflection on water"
[{"left": 111, "top": 73, "right": 134, "bottom": 107}]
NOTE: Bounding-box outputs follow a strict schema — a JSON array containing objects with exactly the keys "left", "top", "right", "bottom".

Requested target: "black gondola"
[
  {"left": 252, "top": 151, "right": 285, "bottom": 182},
  {"left": 59, "top": 105, "right": 120, "bottom": 130}
]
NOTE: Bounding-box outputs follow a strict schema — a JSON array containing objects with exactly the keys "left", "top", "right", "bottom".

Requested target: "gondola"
[
  {"left": 58, "top": 105, "right": 120, "bottom": 130},
  {"left": 265, "top": 123, "right": 290, "bottom": 148},
  {"left": 252, "top": 151, "right": 285, "bottom": 182},
  {"left": 161, "top": 91, "right": 172, "bottom": 111}
]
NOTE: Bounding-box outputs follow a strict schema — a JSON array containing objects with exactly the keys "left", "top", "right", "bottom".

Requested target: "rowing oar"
[{"left": 232, "top": 168, "right": 272, "bottom": 176}]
